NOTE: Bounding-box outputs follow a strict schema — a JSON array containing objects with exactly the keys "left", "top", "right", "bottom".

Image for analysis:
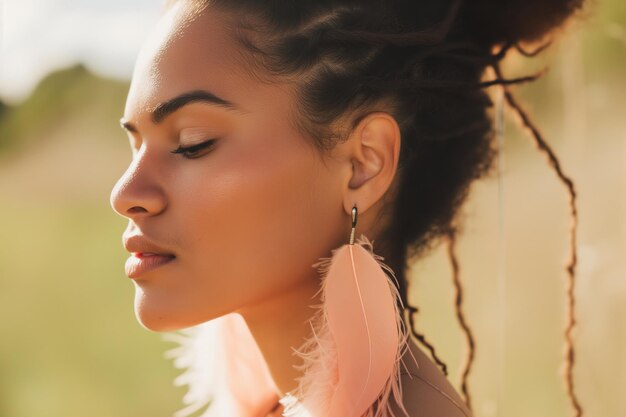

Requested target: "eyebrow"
[{"left": 120, "top": 89, "right": 241, "bottom": 133}]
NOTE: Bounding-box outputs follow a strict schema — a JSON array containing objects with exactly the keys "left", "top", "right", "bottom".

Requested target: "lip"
[
  {"left": 125, "top": 252, "right": 176, "bottom": 279},
  {"left": 123, "top": 234, "right": 176, "bottom": 257},
  {"left": 122, "top": 233, "right": 177, "bottom": 279}
]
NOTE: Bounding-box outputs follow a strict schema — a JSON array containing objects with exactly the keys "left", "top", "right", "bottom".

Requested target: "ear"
[{"left": 342, "top": 112, "right": 401, "bottom": 216}]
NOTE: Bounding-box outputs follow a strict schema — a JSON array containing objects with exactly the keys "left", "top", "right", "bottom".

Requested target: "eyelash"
[{"left": 170, "top": 138, "right": 217, "bottom": 159}]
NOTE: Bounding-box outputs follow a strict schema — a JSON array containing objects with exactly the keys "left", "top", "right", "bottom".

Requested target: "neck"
[{"left": 236, "top": 277, "right": 321, "bottom": 397}]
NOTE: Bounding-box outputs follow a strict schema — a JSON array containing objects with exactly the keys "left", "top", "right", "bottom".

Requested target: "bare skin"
[{"left": 110, "top": 2, "right": 470, "bottom": 416}]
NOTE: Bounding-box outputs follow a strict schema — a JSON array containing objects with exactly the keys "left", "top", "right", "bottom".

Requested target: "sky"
[{"left": 0, "top": 0, "right": 163, "bottom": 104}]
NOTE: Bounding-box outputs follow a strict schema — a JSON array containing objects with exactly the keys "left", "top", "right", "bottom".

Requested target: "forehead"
[{"left": 124, "top": 2, "right": 280, "bottom": 120}]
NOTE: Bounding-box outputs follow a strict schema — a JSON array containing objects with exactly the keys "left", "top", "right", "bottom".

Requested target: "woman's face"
[{"left": 109, "top": 3, "right": 347, "bottom": 331}]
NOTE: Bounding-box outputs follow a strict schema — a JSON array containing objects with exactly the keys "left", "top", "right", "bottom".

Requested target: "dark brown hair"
[{"left": 167, "top": 0, "right": 591, "bottom": 414}]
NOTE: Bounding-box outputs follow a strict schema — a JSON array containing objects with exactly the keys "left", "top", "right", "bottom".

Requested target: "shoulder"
[{"left": 386, "top": 338, "right": 473, "bottom": 417}]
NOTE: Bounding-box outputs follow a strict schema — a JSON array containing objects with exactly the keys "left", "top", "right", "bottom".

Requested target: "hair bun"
[{"left": 460, "top": 0, "right": 588, "bottom": 46}]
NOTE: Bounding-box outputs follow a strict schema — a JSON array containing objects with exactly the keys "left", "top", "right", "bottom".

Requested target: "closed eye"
[{"left": 170, "top": 138, "right": 218, "bottom": 159}]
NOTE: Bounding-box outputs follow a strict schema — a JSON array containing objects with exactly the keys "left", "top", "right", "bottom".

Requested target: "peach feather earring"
[{"left": 279, "top": 203, "right": 419, "bottom": 417}]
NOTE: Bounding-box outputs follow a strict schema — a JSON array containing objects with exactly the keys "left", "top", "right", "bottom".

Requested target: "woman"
[{"left": 109, "top": 0, "right": 588, "bottom": 416}]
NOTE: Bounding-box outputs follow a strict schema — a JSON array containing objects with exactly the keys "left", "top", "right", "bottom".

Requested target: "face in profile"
[{"left": 109, "top": 2, "right": 348, "bottom": 332}]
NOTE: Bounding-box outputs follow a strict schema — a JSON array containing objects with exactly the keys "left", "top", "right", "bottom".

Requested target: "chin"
[
  {"left": 133, "top": 291, "right": 192, "bottom": 332},
  {"left": 134, "top": 308, "right": 184, "bottom": 332},
  {"left": 135, "top": 312, "right": 180, "bottom": 332},
  {"left": 131, "top": 285, "right": 237, "bottom": 332}
]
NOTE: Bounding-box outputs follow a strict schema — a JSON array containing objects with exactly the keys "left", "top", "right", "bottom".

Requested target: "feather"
[
  {"left": 163, "top": 313, "right": 279, "bottom": 417},
  {"left": 280, "top": 233, "right": 419, "bottom": 417}
]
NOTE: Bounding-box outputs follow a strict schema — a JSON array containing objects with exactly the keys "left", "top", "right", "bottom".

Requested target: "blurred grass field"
[{"left": 1, "top": 1, "right": 625, "bottom": 416}]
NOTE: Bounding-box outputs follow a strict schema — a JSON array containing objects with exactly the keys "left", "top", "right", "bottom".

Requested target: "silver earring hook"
[{"left": 349, "top": 205, "right": 358, "bottom": 245}]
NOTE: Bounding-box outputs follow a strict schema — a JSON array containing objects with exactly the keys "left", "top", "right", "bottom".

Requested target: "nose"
[{"left": 110, "top": 151, "right": 167, "bottom": 220}]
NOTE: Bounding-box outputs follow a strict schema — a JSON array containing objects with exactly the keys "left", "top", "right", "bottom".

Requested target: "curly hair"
[{"left": 163, "top": 0, "right": 591, "bottom": 415}]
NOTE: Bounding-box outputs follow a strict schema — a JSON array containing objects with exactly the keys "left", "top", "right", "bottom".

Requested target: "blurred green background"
[{"left": 0, "top": 0, "right": 624, "bottom": 416}]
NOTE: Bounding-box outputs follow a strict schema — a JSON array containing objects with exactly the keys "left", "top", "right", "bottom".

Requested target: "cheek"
[{"left": 178, "top": 131, "right": 343, "bottom": 308}]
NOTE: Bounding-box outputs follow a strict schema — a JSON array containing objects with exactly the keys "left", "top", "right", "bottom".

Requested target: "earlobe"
[{"left": 342, "top": 112, "right": 401, "bottom": 216}]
